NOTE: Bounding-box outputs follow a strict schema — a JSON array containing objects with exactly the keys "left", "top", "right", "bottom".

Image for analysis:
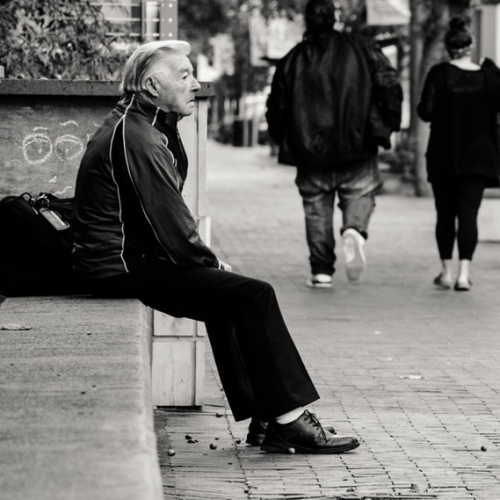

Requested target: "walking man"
[
  {"left": 266, "top": 0, "right": 403, "bottom": 287},
  {"left": 72, "top": 39, "right": 360, "bottom": 454}
]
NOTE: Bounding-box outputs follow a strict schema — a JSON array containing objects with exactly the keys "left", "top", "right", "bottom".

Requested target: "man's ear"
[{"left": 144, "top": 76, "right": 159, "bottom": 98}]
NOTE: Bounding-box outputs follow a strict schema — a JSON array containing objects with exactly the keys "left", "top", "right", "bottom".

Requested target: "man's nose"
[{"left": 192, "top": 78, "right": 201, "bottom": 92}]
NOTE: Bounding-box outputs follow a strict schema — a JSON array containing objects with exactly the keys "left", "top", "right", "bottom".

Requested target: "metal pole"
[{"left": 160, "top": 0, "right": 178, "bottom": 40}]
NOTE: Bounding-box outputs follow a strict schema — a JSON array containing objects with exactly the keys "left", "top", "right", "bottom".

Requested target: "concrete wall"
[{"left": 0, "top": 79, "right": 215, "bottom": 202}]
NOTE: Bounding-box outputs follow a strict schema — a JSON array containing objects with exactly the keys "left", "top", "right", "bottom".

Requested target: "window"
[{"left": 94, "top": 0, "right": 177, "bottom": 41}]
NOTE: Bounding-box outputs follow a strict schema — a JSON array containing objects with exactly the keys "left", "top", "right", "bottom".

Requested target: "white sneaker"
[
  {"left": 342, "top": 228, "right": 366, "bottom": 282},
  {"left": 306, "top": 273, "right": 332, "bottom": 288}
]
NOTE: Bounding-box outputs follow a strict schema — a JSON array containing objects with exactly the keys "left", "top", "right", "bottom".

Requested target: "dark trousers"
[
  {"left": 296, "top": 158, "right": 382, "bottom": 275},
  {"left": 431, "top": 176, "right": 487, "bottom": 261},
  {"left": 88, "top": 258, "right": 319, "bottom": 421}
]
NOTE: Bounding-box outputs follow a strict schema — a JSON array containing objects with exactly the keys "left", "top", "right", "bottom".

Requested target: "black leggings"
[{"left": 431, "top": 176, "right": 487, "bottom": 261}]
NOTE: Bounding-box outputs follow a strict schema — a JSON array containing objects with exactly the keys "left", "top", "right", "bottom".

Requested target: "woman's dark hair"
[
  {"left": 305, "top": 0, "right": 335, "bottom": 37},
  {"left": 444, "top": 16, "right": 473, "bottom": 56}
]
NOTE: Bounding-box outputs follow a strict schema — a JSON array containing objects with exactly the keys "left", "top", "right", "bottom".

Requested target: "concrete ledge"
[
  {"left": 0, "top": 79, "right": 215, "bottom": 98},
  {"left": 0, "top": 296, "right": 163, "bottom": 500}
]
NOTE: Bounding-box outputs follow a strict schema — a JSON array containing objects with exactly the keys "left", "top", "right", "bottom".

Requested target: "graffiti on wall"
[{"left": 21, "top": 121, "right": 91, "bottom": 166}]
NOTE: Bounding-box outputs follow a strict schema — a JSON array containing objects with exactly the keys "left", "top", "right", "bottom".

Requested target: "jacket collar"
[{"left": 120, "top": 93, "right": 180, "bottom": 130}]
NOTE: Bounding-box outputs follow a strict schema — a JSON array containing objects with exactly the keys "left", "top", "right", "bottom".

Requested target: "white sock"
[{"left": 275, "top": 407, "right": 304, "bottom": 425}]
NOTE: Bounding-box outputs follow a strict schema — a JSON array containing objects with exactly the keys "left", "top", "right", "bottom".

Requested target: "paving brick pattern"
[{"left": 156, "top": 140, "right": 500, "bottom": 500}]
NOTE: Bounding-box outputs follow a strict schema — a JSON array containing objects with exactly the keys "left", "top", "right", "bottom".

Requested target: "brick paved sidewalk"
[{"left": 156, "top": 140, "right": 500, "bottom": 500}]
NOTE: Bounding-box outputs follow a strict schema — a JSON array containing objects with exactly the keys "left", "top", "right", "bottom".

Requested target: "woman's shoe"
[
  {"left": 454, "top": 279, "right": 472, "bottom": 291},
  {"left": 433, "top": 274, "right": 452, "bottom": 289}
]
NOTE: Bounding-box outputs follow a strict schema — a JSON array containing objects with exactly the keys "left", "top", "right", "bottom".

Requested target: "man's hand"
[{"left": 219, "top": 260, "right": 232, "bottom": 272}]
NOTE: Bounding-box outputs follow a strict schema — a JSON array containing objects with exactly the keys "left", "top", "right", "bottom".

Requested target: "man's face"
[{"left": 149, "top": 54, "right": 201, "bottom": 117}]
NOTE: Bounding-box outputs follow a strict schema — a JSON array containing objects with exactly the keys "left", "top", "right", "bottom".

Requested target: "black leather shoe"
[
  {"left": 246, "top": 417, "right": 336, "bottom": 446},
  {"left": 261, "top": 411, "right": 359, "bottom": 454}
]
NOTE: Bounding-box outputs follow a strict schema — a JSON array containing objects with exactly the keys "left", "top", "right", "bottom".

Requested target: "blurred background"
[{"left": 0, "top": 0, "right": 498, "bottom": 197}]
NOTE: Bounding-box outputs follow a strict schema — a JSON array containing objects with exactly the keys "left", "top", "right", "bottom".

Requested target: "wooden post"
[{"left": 150, "top": 314, "right": 206, "bottom": 407}]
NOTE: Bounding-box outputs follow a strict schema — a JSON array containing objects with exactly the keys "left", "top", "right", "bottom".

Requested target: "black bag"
[{"left": 0, "top": 192, "right": 84, "bottom": 297}]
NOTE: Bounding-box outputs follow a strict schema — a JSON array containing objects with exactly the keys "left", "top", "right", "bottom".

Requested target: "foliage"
[
  {"left": 0, "top": 0, "right": 133, "bottom": 80},
  {"left": 260, "top": 0, "right": 304, "bottom": 18},
  {"left": 178, "top": 0, "right": 231, "bottom": 56}
]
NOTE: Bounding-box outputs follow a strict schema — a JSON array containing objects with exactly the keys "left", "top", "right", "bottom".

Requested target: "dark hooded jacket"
[
  {"left": 72, "top": 94, "right": 219, "bottom": 279},
  {"left": 266, "top": 30, "right": 403, "bottom": 167}
]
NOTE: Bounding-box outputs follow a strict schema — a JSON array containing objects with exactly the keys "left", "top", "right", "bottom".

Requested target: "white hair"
[{"left": 120, "top": 40, "right": 191, "bottom": 93}]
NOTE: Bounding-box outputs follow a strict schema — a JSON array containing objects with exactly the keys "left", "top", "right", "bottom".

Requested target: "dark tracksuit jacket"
[{"left": 73, "top": 93, "right": 220, "bottom": 278}]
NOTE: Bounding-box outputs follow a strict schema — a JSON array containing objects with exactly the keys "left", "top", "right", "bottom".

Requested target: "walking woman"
[{"left": 417, "top": 16, "right": 500, "bottom": 291}]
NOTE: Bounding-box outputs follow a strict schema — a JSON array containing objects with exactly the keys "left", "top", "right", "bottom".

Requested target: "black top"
[{"left": 417, "top": 59, "right": 500, "bottom": 185}]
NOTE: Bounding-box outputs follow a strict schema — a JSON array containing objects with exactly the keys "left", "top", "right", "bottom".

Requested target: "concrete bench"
[{"left": 0, "top": 295, "right": 163, "bottom": 500}]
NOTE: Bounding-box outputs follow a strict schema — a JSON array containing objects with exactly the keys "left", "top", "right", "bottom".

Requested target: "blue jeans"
[{"left": 296, "top": 158, "right": 382, "bottom": 276}]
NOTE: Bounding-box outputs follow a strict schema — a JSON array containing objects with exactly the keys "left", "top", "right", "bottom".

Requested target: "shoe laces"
[{"left": 304, "top": 410, "right": 323, "bottom": 431}]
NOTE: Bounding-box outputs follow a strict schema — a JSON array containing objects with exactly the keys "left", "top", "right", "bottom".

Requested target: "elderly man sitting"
[{"left": 72, "top": 39, "right": 359, "bottom": 455}]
